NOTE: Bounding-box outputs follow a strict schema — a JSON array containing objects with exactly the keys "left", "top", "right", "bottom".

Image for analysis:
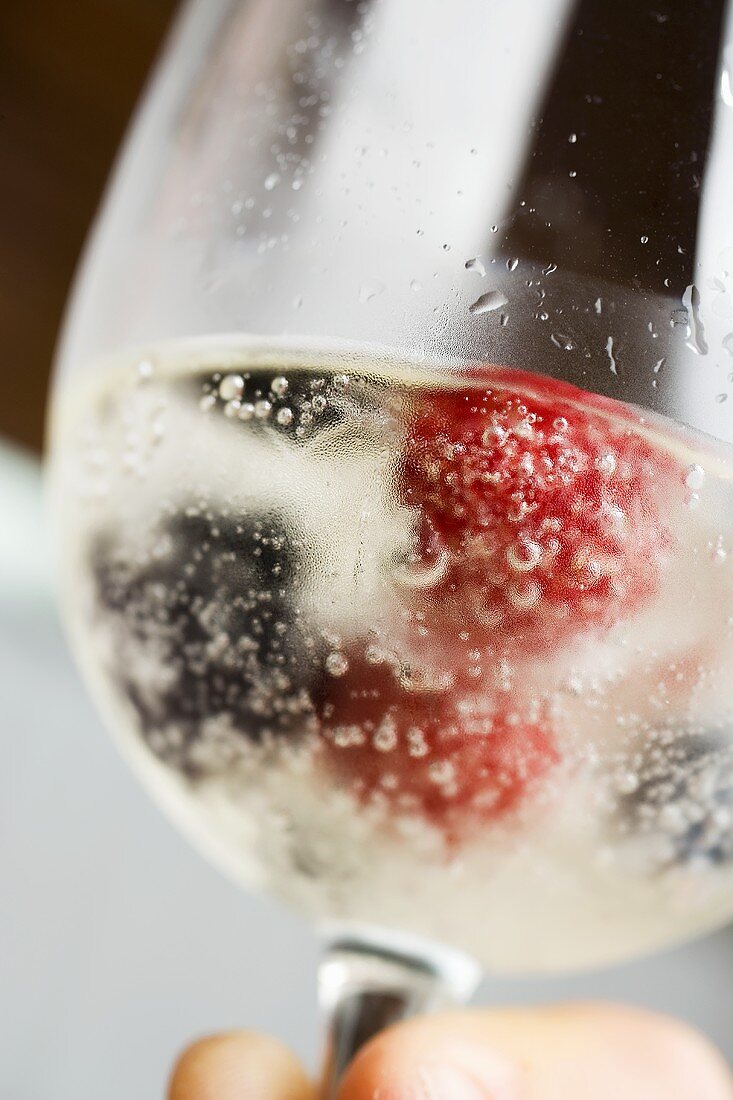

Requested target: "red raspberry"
[
  {"left": 397, "top": 370, "right": 677, "bottom": 654},
  {"left": 316, "top": 649, "right": 558, "bottom": 839}
]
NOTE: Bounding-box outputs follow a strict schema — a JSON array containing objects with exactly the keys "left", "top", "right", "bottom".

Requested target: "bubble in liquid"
[
  {"left": 469, "top": 290, "right": 508, "bottom": 315},
  {"left": 595, "top": 451, "right": 618, "bottom": 477},
  {"left": 219, "top": 374, "right": 245, "bottom": 401},
  {"left": 325, "top": 651, "right": 349, "bottom": 677}
]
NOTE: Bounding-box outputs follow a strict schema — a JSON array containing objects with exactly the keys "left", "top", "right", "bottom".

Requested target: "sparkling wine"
[{"left": 51, "top": 339, "right": 733, "bottom": 972}]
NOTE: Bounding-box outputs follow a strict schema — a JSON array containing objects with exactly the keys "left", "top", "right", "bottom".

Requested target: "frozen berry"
[
  {"left": 397, "top": 370, "right": 678, "bottom": 654},
  {"left": 316, "top": 647, "right": 558, "bottom": 838}
]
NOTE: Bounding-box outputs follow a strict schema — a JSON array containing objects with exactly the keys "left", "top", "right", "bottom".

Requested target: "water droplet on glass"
[
  {"left": 685, "top": 463, "right": 705, "bottom": 491},
  {"left": 640, "top": 235, "right": 649, "bottom": 244},
  {"left": 465, "top": 257, "right": 486, "bottom": 276},
  {"left": 717, "top": 392, "right": 728, "bottom": 404},
  {"left": 199, "top": 394, "right": 216, "bottom": 413},
  {"left": 506, "top": 257, "right": 519, "bottom": 272},
  {"left": 359, "top": 281, "right": 384, "bottom": 303},
  {"left": 410, "top": 279, "right": 422, "bottom": 292},
  {"left": 469, "top": 290, "right": 508, "bottom": 315},
  {"left": 224, "top": 399, "right": 241, "bottom": 418},
  {"left": 605, "top": 335, "right": 617, "bottom": 374},
  {"left": 254, "top": 399, "right": 273, "bottom": 420},
  {"left": 238, "top": 402, "right": 255, "bottom": 421},
  {"left": 569, "top": 170, "right": 577, "bottom": 178},
  {"left": 722, "top": 46, "right": 733, "bottom": 107},
  {"left": 682, "top": 284, "right": 708, "bottom": 355},
  {"left": 551, "top": 332, "right": 575, "bottom": 351},
  {"left": 594, "top": 297, "right": 603, "bottom": 315},
  {"left": 568, "top": 132, "right": 578, "bottom": 143},
  {"left": 137, "top": 359, "right": 154, "bottom": 381},
  {"left": 723, "top": 333, "right": 733, "bottom": 356},
  {"left": 264, "top": 171, "right": 281, "bottom": 191},
  {"left": 276, "top": 407, "right": 294, "bottom": 426}
]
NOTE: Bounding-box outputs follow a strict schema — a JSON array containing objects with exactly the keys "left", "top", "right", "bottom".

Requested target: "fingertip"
[
  {"left": 168, "top": 1031, "right": 314, "bottom": 1100},
  {"left": 338, "top": 1017, "right": 521, "bottom": 1100}
]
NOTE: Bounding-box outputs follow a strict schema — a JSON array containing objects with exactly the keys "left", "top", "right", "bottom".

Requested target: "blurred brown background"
[{"left": 1, "top": 0, "right": 180, "bottom": 453}]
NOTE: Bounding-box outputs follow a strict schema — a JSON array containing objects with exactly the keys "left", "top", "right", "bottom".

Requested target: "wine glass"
[{"left": 49, "top": 0, "right": 733, "bottom": 1093}]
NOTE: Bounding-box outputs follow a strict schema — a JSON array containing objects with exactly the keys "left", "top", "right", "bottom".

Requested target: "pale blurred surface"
[{"left": 2, "top": 445, "right": 733, "bottom": 1099}]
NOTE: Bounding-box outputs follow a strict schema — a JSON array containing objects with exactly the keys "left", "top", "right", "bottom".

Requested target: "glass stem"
[{"left": 317, "top": 929, "right": 481, "bottom": 1099}]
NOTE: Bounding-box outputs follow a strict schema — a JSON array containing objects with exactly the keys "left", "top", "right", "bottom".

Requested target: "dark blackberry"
[
  {"left": 618, "top": 725, "right": 733, "bottom": 866},
  {"left": 91, "top": 508, "right": 324, "bottom": 779}
]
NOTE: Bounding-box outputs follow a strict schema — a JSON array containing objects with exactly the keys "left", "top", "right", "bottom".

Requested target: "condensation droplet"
[
  {"left": 224, "top": 399, "right": 241, "bottom": 418},
  {"left": 594, "top": 297, "right": 602, "bottom": 314},
  {"left": 238, "top": 402, "right": 255, "bottom": 421},
  {"left": 605, "top": 335, "right": 617, "bottom": 374},
  {"left": 270, "top": 375, "right": 289, "bottom": 397},
  {"left": 685, "top": 463, "right": 705, "bottom": 490},
  {"left": 276, "top": 407, "right": 294, "bottom": 426},
  {"left": 506, "top": 257, "right": 519, "bottom": 272},
  {"left": 264, "top": 172, "right": 281, "bottom": 191},
  {"left": 359, "top": 281, "right": 384, "bottom": 303},
  {"left": 254, "top": 399, "right": 273, "bottom": 420},
  {"left": 568, "top": 132, "right": 578, "bottom": 143},
  {"left": 551, "top": 332, "right": 575, "bottom": 351},
  {"left": 469, "top": 290, "right": 508, "bottom": 315},
  {"left": 722, "top": 46, "right": 733, "bottom": 107},
  {"left": 682, "top": 284, "right": 708, "bottom": 355},
  {"left": 199, "top": 394, "right": 216, "bottom": 413},
  {"left": 465, "top": 257, "right": 486, "bottom": 276},
  {"left": 722, "top": 333, "right": 733, "bottom": 356}
]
